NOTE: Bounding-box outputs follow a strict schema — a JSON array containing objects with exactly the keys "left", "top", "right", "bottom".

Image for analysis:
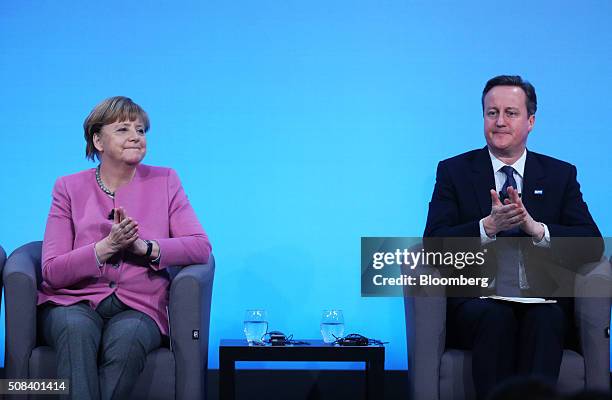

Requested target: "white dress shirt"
[{"left": 478, "top": 149, "right": 551, "bottom": 289}]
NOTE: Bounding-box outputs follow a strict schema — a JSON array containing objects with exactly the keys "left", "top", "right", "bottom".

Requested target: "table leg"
[
  {"left": 219, "top": 350, "right": 236, "bottom": 400},
  {"left": 366, "top": 358, "right": 384, "bottom": 400}
]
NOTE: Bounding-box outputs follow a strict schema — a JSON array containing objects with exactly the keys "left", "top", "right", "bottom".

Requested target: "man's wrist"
[
  {"left": 534, "top": 222, "right": 545, "bottom": 242},
  {"left": 483, "top": 216, "right": 497, "bottom": 238},
  {"left": 480, "top": 217, "right": 496, "bottom": 246},
  {"left": 529, "top": 220, "right": 545, "bottom": 241}
]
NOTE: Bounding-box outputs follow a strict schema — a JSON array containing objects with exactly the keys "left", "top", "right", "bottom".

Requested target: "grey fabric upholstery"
[
  {"left": 404, "top": 252, "right": 611, "bottom": 400},
  {"left": 3, "top": 241, "right": 215, "bottom": 400},
  {"left": 0, "top": 244, "right": 6, "bottom": 280},
  {"left": 0, "top": 243, "right": 5, "bottom": 290},
  {"left": 28, "top": 347, "right": 176, "bottom": 400},
  {"left": 0, "top": 244, "right": 5, "bottom": 344},
  {"left": 437, "top": 348, "right": 587, "bottom": 399}
]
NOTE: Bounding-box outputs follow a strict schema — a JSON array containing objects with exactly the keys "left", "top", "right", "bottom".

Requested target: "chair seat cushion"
[
  {"left": 439, "top": 349, "right": 584, "bottom": 400},
  {"left": 29, "top": 346, "right": 58, "bottom": 379},
  {"left": 29, "top": 346, "right": 175, "bottom": 400},
  {"left": 557, "top": 349, "right": 585, "bottom": 394}
]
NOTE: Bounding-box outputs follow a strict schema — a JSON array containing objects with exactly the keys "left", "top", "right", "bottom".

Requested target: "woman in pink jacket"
[{"left": 38, "top": 96, "right": 211, "bottom": 400}]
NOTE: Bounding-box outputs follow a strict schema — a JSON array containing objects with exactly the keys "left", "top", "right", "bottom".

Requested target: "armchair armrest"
[
  {"left": 403, "top": 242, "right": 447, "bottom": 400},
  {"left": 2, "top": 241, "right": 42, "bottom": 379},
  {"left": 574, "top": 257, "right": 612, "bottom": 391},
  {"left": 169, "top": 254, "right": 215, "bottom": 400},
  {"left": 405, "top": 295, "right": 447, "bottom": 400}
]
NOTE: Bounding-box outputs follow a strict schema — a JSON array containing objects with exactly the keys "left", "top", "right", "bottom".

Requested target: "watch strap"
[{"left": 144, "top": 240, "right": 153, "bottom": 258}]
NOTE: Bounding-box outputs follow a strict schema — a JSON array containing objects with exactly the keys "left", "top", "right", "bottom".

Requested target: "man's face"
[{"left": 483, "top": 85, "right": 535, "bottom": 157}]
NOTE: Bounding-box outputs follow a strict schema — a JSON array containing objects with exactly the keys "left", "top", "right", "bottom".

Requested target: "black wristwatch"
[{"left": 144, "top": 240, "right": 153, "bottom": 258}]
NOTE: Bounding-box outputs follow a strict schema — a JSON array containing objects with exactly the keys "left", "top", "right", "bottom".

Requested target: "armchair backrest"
[
  {"left": 0, "top": 244, "right": 6, "bottom": 270},
  {"left": 17, "top": 241, "right": 43, "bottom": 287},
  {"left": 0, "top": 244, "right": 6, "bottom": 285},
  {"left": 3, "top": 241, "right": 42, "bottom": 379}
]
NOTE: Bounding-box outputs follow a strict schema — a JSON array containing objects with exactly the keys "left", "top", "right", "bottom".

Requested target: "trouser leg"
[
  {"left": 98, "top": 308, "right": 162, "bottom": 400},
  {"left": 516, "top": 303, "right": 568, "bottom": 383},
  {"left": 447, "top": 298, "right": 518, "bottom": 400},
  {"left": 40, "top": 303, "right": 103, "bottom": 400}
]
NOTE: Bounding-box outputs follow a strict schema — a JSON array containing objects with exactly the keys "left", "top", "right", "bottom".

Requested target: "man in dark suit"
[{"left": 423, "top": 75, "right": 602, "bottom": 400}]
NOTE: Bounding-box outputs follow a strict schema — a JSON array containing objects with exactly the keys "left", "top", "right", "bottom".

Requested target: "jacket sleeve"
[
  {"left": 424, "top": 161, "right": 480, "bottom": 238},
  {"left": 42, "top": 177, "right": 103, "bottom": 289},
  {"left": 546, "top": 165, "right": 603, "bottom": 265},
  {"left": 152, "top": 169, "right": 211, "bottom": 270},
  {"left": 547, "top": 165, "right": 602, "bottom": 238}
]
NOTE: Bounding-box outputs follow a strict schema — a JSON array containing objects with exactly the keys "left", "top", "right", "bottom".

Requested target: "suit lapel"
[
  {"left": 522, "top": 150, "right": 546, "bottom": 217},
  {"left": 470, "top": 147, "right": 496, "bottom": 217}
]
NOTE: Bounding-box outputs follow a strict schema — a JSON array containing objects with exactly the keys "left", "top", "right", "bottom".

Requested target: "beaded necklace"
[{"left": 95, "top": 165, "right": 115, "bottom": 198}]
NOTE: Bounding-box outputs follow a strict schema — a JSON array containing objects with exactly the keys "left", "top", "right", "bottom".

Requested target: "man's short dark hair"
[{"left": 482, "top": 75, "right": 537, "bottom": 117}]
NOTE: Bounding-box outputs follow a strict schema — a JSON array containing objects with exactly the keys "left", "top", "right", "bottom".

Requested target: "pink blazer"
[{"left": 38, "top": 164, "right": 211, "bottom": 335}]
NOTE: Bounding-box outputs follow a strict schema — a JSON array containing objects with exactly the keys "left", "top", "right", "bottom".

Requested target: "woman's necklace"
[{"left": 96, "top": 165, "right": 115, "bottom": 198}]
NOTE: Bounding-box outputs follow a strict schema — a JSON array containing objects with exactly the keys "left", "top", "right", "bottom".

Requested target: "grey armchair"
[
  {"left": 0, "top": 243, "right": 5, "bottom": 285},
  {"left": 3, "top": 241, "right": 215, "bottom": 400},
  {"left": 404, "top": 253, "right": 611, "bottom": 400},
  {"left": 0, "top": 243, "right": 6, "bottom": 318}
]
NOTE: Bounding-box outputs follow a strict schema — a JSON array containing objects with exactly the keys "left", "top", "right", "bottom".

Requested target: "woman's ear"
[{"left": 93, "top": 132, "right": 104, "bottom": 153}]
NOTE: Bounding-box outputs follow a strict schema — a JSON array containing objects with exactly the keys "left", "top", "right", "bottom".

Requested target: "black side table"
[{"left": 219, "top": 339, "right": 385, "bottom": 400}]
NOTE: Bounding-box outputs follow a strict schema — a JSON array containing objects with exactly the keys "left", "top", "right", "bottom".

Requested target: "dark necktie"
[
  {"left": 500, "top": 165, "right": 517, "bottom": 200},
  {"left": 496, "top": 165, "right": 521, "bottom": 296}
]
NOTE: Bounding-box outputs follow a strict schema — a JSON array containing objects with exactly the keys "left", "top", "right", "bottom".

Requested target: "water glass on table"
[
  {"left": 320, "top": 309, "right": 345, "bottom": 343},
  {"left": 243, "top": 309, "right": 268, "bottom": 345}
]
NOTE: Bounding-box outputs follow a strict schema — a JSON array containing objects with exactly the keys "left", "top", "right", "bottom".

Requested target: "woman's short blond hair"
[{"left": 83, "top": 96, "right": 150, "bottom": 161}]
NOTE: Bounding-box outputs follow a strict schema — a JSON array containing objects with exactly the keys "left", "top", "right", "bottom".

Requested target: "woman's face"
[{"left": 94, "top": 118, "right": 147, "bottom": 166}]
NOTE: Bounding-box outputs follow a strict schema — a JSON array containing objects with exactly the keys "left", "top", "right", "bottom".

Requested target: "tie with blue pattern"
[
  {"left": 500, "top": 165, "right": 517, "bottom": 201},
  {"left": 496, "top": 165, "right": 521, "bottom": 296}
]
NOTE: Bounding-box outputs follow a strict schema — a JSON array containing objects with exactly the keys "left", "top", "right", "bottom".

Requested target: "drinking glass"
[
  {"left": 320, "top": 309, "right": 345, "bottom": 343},
  {"left": 243, "top": 310, "right": 268, "bottom": 345}
]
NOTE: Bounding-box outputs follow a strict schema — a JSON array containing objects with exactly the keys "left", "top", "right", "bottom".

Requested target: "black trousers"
[
  {"left": 447, "top": 297, "right": 573, "bottom": 400},
  {"left": 39, "top": 294, "right": 162, "bottom": 400}
]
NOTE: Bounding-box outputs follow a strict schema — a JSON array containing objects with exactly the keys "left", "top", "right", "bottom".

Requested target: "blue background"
[{"left": 1, "top": 0, "right": 611, "bottom": 370}]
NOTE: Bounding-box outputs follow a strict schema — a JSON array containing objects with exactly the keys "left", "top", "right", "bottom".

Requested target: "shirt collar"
[{"left": 488, "top": 148, "right": 527, "bottom": 178}]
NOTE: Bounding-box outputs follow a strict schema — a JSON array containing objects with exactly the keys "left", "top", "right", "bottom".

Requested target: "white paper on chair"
[{"left": 479, "top": 295, "right": 557, "bottom": 304}]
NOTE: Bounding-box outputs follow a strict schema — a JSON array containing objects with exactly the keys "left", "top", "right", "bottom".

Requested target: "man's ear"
[
  {"left": 93, "top": 132, "right": 104, "bottom": 153},
  {"left": 527, "top": 114, "right": 535, "bottom": 133}
]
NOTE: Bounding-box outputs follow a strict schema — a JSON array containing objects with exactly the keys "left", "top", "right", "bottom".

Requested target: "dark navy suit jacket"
[{"left": 423, "top": 146, "right": 602, "bottom": 298}]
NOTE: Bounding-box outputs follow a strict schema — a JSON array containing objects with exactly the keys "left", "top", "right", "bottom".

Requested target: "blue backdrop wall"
[{"left": 1, "top": 0, "right": 611, "bottom": 370}]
